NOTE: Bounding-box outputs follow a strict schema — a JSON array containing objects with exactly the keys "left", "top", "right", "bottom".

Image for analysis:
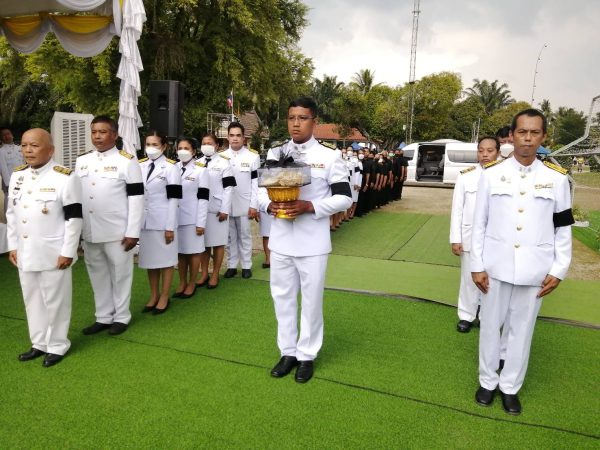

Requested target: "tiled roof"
[{"left": 313, "top": 123, "right": 367, "bottom": 141}]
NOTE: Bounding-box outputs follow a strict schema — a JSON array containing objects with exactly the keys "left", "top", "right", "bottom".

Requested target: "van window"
[
  {"left": 403, "top": 149, "right": 415, "bottom": 160},
  {"left": 447, "top": 150, "right": 478, "bottom": 164}
]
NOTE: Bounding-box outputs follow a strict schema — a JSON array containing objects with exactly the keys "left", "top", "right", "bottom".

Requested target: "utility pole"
[
  {"left": 406, "top": 0, "right": 420, "bottom": 143},
  {"left": 531, "top": 43, "right": 547, "bottom": 105}
]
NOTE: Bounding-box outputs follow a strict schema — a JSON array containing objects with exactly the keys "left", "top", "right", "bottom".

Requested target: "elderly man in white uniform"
[
  {"left": 471, "top": 109, "right": 573, "bottom": 415},
  {"left": 450, "top": 136, "right": 500, "bottom": 333},
  {"left": 7, "top": 128, "right": 83, "bottom": 367},
  {"left": 222, "top": 122, "right": 260, "bottom": 279},
  {"left": 76, "top": 116, "right": 144, "bottom": 336},
  {"left": 1, "top": 127, "right": 25, "bottom": 213},
  {"left": 259, "top": 97, "right": 352, "bottom": 383}
]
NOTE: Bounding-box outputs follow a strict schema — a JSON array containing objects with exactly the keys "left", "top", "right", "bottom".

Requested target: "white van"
[{"left": 404, "top": 139, "right": 478, "bottom": 185}]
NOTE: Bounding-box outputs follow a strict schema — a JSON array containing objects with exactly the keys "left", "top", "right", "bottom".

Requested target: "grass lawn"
[
  {"left": 573, "top": 171, "right": 600, "bottom": 188},
  {"left": 572, "top": 210, "right": 600, "bottom": 253},
  {"left": 0, "top": 261, "right": 599, "bottom": 448}
]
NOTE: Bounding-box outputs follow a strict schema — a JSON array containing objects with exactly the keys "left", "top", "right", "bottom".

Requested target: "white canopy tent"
[{"left": 0, "top": 0, "right": 146, "bottom": 154}]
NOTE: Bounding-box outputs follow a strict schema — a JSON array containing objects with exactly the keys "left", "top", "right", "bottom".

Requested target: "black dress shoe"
[
  {"left": 152, "top": 301, "right": 170, "bottom": 315},
  {"left": 141, "top": 305, "right": 155, "bottom": 313},
  {"left": 224, "top": 268, "right": 238, "bottom": 278},
  {"left": 457, "top": 320, "right": 473, "bottom": 333},
  {"left": 475, "top": 386, "right": 496, "bottom": 406},
  {"left": 500, "top": 391, "right": 521, "bottom": 415},
  {"left": 295, "top": 360, "right": 314, "bottom": 383},
  {"left": 195, "top": 279, "right": 209, "bottom": 288},
  {"left": 241, "top": 269, "right": 252, "bottom": 279},
  {"left": 262, "top": 263, "right": 270, "bottom": 269},
  {"left": 499, "top": 359, "right": 505, "bottom": 371},
  {"left": 42, "top": 353, "right": 64, "bottom": 368},
  {"left": 82, "top": 322, "right": 111, "bottom": 335},
  {"left": 109, "top": 322, "right": 128, "bottom": 335},
  {"left": 18, "top": 348, "right": 46, "bottom": 361},
  {"left": 172, "top": 291, "right": 184, "bottom": 298},
  {"left": 179, "top": 288, "right": 196, "bottom": 299},
  {"left": 270, "top": 356, "right": 298, "bottom": 378}
]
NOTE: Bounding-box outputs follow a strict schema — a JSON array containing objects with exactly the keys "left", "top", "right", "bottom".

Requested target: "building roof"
[
  {"left": 238, "top": 110, "right": 268, "bottom": 139},
  {"left": 313, "top": 123, "right": 367, "bottom": 141}
]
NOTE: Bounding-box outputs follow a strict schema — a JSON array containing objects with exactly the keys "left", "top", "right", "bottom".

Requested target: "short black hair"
[
  {"left": 91, "top": 115, "right": 118, "bottom": 132},
  {"left": 511, "top": 109, "right": 548, "bottom": 134},
  {"left": 288, "top": 96, "right": 318, "bottom": 118},
  {"left": 0, "top": 126, "right": 12, "bottom": 132},
  {"left": 145, "top": 129, "right": 168, "bottom": 147},
  {"left": 478, "top": 135, "right": 500, "bottom": 151},
  {"left": 227, "top": 122, "right": 245, "bottom": 135},
  {"left": 177, "top": 135, "right": 198, "bottom": 150},
  {"left": 495, "top": 126, "right": 511, "bottom": 139}
]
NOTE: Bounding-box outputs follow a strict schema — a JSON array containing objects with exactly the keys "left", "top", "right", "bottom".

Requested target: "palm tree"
[
  {"left": 350, "top": 69, "right": 381, "bottom": 95},
  {"left": 538, "top": 99, "right": 554, "bottom": 123},
  {"left": 311, "top": 75, "right": 345, "bottom": 122},
  {"left": 464, "top": 79, "right": 514, "bottom": 115}
]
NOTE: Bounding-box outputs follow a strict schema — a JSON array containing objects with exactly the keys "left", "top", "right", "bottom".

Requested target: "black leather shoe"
[
  {"left": 499, "top": 359, "right": 505, "bottom": 371},
  {"left": 109, "top": 322, "right": 128, "bottom": 335},
  {"left": 241, "top": 269, "right": 252, "bottom": 279},
  {"left": 152, "top": 301, "right": 170, "bottom": 315},
  {"left": 262, "top": 263, "right": 270, "bottom": 269},
  {"left": 179, "top": 288, "right": 196, "bottom": 299},
  {"left": 475, "top": 386, "right": 496, "bottom": 406},
  {"left": 457, "top": 320, "right": 473, "bottom": 333},
  {"left": 224, "top": 268, "right": 238, "bottom": 278},
  {"left": 82, "top": 322, "right": 111, "bottom": 335},
  {"left": 270, "top": 356, "right": 298, "bottom": 378},
  {"left": 18, "top": 348, "right": 45, "bottom": 361},
  {"left": 141, "top": 305, "right": 155, "bottom": 313},
  {"left": 195, "top": 278, "right": 209, "bottom": 288},
  {"left": 295, "top": 360, "right": 314, "bottom": 383},
  {"left": 500, "top": 391, "right": 521, "bottom": 415},
  {"left": 42, "top": 353, "right": 64, "bottom": 368},
  {"left": 207, "top": 283, "right": 218, "bottom": 290},
  {"left": 172, "top": 291, "right": 184, "bottom": 298}
]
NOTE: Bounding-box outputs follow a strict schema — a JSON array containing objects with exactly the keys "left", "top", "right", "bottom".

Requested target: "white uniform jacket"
[
  {"left": 6, "top": 161, "right": 83, "bottom": 271},
  {"left": 0, "top": 143, "right": 24, "bottom": 188},
  {"left": 177, "top": 161, "right": 209, "bottom": 228},
  {"left": 140, "top": 155, "right": 181, "bottom": 231},
  {"left": 75, "top": 147, "right": 144, "bottom": 242},
  {"left": 197, "top": 154, "right": 236, "bottom": 215},
  {"left": 220, "top": 147, "right": 260, "bottom": 217},
  {"left": 470, "top": 158, "right": 573, "bottom": 286},
  {"left": 449, "top": 165, "right": 482, "bottom": 252},
  {"left": 258, "top": 137, "right": 353, "bottom": 257}
]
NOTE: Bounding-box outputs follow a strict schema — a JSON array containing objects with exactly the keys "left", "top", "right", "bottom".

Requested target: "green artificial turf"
[
  {"left": 1, "top": 262, "right": 599, "bottom": 448},
  {"left": 572, "top": 210, "right": 600, "bottom": 252}
]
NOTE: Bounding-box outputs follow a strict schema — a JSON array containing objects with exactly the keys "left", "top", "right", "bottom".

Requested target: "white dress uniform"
[
  {"left": 6, "top": 161, "right": 83, "bottom": 355},
  {"left": 351, "top": 157, "right": 363, "bottom": 203},
  {"left": 449, "top": 164, "right": 483, "bottom": 322},
  {"left": 176, "top": 160, "right": 209, "bottom": 254},
  {"left": 197, "top": 154, "right": 236, "bottom": 247},
  {"left": 471, "top": 158, "right": 573, "bottom": 395},
  {"left": 0, "top": 143, "right": 25, "bottom": 211},
  {"left": 221, "top": 146, "right": 260, "bottom": 270},
  {"left": 259, "top": 210, "right": 273, "bottom": 237},
  {"left": 138, "top": 154, "right": 182, "bottom": 268},
  {"left": 75, "top": 147, "right": 144, "bottom": 326},
  {"left": 258, "top": 137, "right": 353, "bottom": 361}
]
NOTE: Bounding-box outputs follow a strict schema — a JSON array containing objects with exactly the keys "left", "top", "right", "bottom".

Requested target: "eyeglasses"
[{"left": 287, "top": 115, "right": 314, "bottom": 123}]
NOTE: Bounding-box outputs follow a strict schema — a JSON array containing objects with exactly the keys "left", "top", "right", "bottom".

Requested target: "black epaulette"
[
  {"left": 119, "top": 150, "right": 134, "bottom": 159},
  {"left": 13, "top": 164, "right": 28, "bottom": 172},
  {"left": 138, "top": 157, "right": 149, "bottom": 163},
  {"left": 460, "top": 166, "right": 477, "bottom": 175},
  {"left": 543, "top": 160, "right": 568, "bottom": 175},
  {"left": 53, "top": 165, "right": 73, "bottom": 175},
  {"left": 195, "top": 161, "right": 206, "bottom": 168},
  {"left": 319, "top": 140, "right": 337, "bottom": 150},
  {"left": 483, "top": 159, "right": 504, "bottom": 169}
]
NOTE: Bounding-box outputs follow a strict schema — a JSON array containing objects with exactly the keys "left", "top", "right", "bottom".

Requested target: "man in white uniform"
[
  {"left": 259, "top": 97, "right": 352, "bottom": 383},
  {"left": 222, "top": 122, "right": 260, "bottom": 279},
  {"left": 76, "top": 116, "right": 144, "bottom": 336},
  {"left": 449, "top": 136, "right": 500, "bottom": 333},
  {"left": 471, "top": 109, "right": 573, "bottom": 415},
  {"left": 7, "top": 128, "right": 83, "bottom": 367},
  {"left": 1, "top": 127, "right": 25, "bottom": 213}
]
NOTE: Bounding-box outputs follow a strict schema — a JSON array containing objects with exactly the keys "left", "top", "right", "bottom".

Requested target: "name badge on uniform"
[
  {"left": 185, "top": 176, "right": 196, "bottom": 181},
  {"left": 158, "top": 175, "right": 166, "bottom": 180},
  {"left": 311, "top": 163, "right": 325, "bottom": 169},
  {"left": 39, "top": 187, "right": 56, "bottom": 192},
  {"left": 535, "top": 183, "right": 553, "bottom": 189},
  {"left": 104, "top": 166, "right": 118, "bottom": 172}
]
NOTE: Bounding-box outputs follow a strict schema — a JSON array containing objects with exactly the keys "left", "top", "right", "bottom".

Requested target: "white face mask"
[
  {"left": 146, "top": 147, "right": 163, "bottom": 160},
  {"left": 358, "top": 154, "right": 364, "bottom": 160},
  {"left": 177, "top": 149, "right": 193, "bottom": 163},
  {"left": 500, "top": 143, "right": 514, "bottom": 158},
  {"left": 201, "top": 145, "right": 215, "bottom": 157}
]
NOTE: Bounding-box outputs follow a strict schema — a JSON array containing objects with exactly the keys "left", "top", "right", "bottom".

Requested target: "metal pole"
[{"left": 531, "top": 43, "right": 547, "bottom": 105}]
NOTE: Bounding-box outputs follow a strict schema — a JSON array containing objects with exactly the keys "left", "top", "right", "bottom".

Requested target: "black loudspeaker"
[{"left": 149, "top": 80, "right": 184, "bottom": 138}]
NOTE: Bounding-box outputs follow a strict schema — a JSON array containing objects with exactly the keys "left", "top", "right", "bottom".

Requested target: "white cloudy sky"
[{"left": 298, "top": 0, "right": 599, "bottom": 112}]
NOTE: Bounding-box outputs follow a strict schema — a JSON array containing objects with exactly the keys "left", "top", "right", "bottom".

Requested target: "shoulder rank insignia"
[
  {"left": 249, "top": 148, "right": 259, "bottom": 154},
  {"left": 319, "top": 140, "right": 337, "bottom": 150},
  {"left": 13, "top": 164, "right": 28, "bottom": 172},
  {"left": 195, "top": 162, "right": 206, "bottom": 168},
  {"left": 138, "top": 157, "right": 149, "bottom": 163},
  {"left": 483, "top": 159, "right": 504, "bottom": 169},
  {"left": 269, "top": 139, "right": 288, "bottom": 150},
  {"left": 119, "top": 150, "right": 134, "bottom": 159},
  {"left": 166, "top": 158, "right": 176, "bottom": 164},
  {"left": 53, "top": 165, "right": 73, "bottom": 175},
  {"left": 543, "top": 160, "right": 568, "bottom": 175},
  {"left": 218, "top": 152, "right": 230, "bottom": 160},
  {"left": 460, "top": 166, "right": 477, "bottom": 175}
]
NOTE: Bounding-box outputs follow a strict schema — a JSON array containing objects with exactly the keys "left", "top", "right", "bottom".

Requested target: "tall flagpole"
[{"left": 230, "top": 89, "right": 234, "bottom": 122}]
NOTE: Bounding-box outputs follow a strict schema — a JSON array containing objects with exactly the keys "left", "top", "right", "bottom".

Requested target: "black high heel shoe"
[
  {"left": 142, "top": 305, "right": 156, "bottom": 313},
  {"left": 152, "top": 301, "right": 170, "bottom": 315}
]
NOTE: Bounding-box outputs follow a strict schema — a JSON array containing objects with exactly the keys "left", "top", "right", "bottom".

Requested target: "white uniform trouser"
[
  {"left": 19, "top": 268, "right": 72, "bottom": 355},
  {"left": 227, "top": 216, "right": 252, "bottom": 269},
  {"left": 458, "top": 251, "right": 480, "bottom": 321},
  {"left": 82, "top": 240, "right": 134, "bottom": 325},
  {"left": 270, "top": 251, "right": 328, "bottom": 361},
  {"left": 479, "top": 277, "right": 542, "bottom": 395}
]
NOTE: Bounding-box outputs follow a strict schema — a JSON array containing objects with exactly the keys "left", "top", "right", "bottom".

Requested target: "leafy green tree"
[
  {"left": 311, "top": 75, "right": 344, "bottom": 122},
  {"left": 447, "top": 96, "right": 486, "bottom": 142},
  {"left": 464, "top": 79, "right": 514, "bottom": 115},
  {"left": 349, "top": 69, "right": 381, "bottom": 95},
  {"left": 554, "top": 107, "right": 586, "bottom": 146},
  {"left": 480, "top": 101, "right": 531, "bottom": 136}
]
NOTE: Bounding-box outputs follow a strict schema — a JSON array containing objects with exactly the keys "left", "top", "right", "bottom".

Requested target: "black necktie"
[
  {"left": 181, "top": 166, "right": 185, "bottom": 175},
  {"left": 147, "top": 162, "right": 155, "bottom": 180},
  {"left": 205, "top": 157, "right": 211, "bottom": 167}
]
